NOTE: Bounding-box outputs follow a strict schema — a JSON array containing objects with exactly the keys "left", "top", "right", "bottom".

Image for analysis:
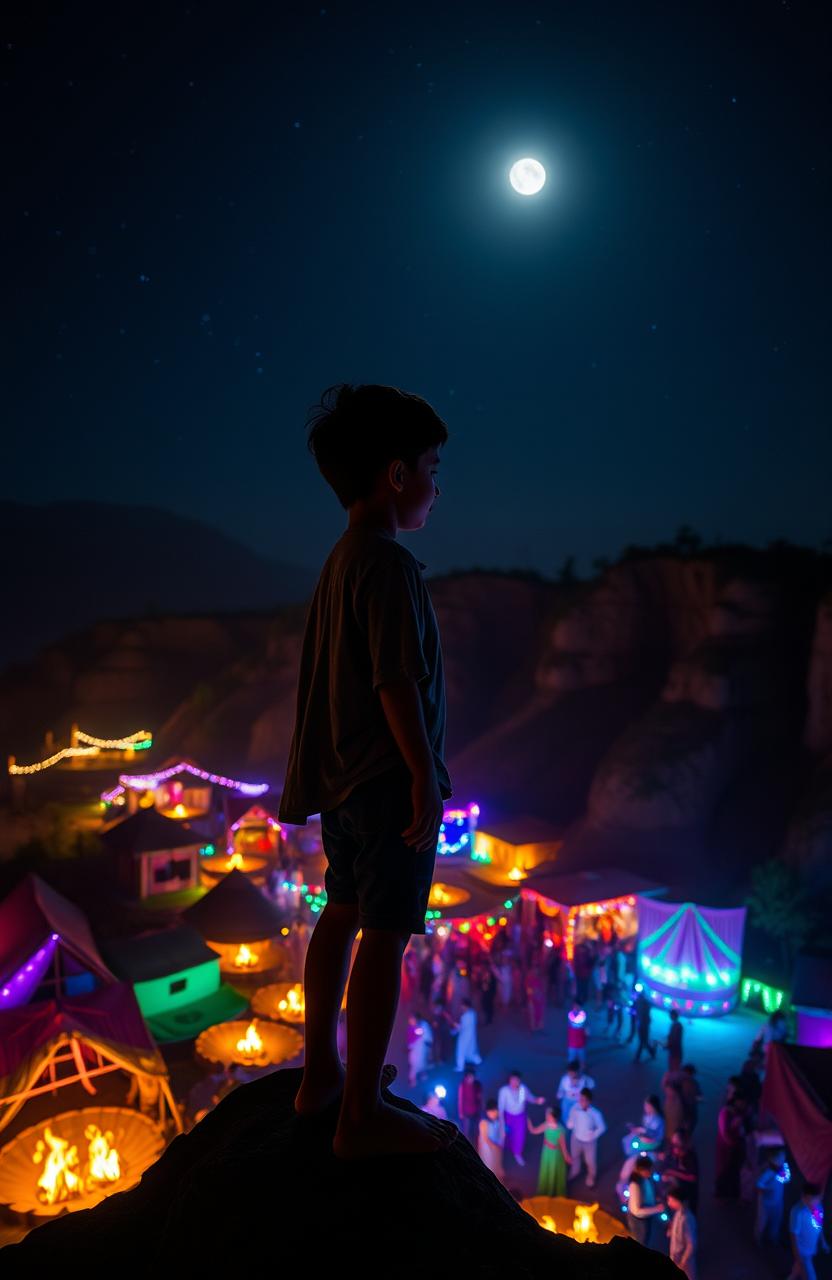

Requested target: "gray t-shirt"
[{"left": 278, "top": 528, "right": 452, "bottom": 825}]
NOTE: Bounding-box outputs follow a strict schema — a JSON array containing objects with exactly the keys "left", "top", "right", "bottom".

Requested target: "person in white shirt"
[
  {"left": 566, "top": 1087, "right": 607, "bottom": 1189},
  {"left": 556, "top": 1060, "right": 596, "bottom": 1125},
  {"left": 497, "top": 1070, "right": 545, "bottom": 1168}
]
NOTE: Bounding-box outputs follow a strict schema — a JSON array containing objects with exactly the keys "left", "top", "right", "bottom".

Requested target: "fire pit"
[
  {"left": 195, "top": 1018, "right": 303, "bottom": 1070},
  {"left": 208, "top": 938, "right": 290, "bottom": 978},
  {"left": 0, "top": 1107, "right": 164, "bottom": 1216},
  {"left": 521, "top": 1196, "right": 629, "bottom": 1244}
]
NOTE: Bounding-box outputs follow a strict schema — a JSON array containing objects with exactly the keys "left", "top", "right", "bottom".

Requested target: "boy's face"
[
  {"left": 579, "top": 1094, "right": 590, "bottom": 1109},
  {"left": 385, "top": 445, "right": 442, "bottom": 530}
]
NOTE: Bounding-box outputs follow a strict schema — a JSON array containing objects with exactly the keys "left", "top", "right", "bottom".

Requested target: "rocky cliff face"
[
  {"left": 4, "top": 1068, "right": 676, "bottom": 1278},
  {"left": 3, "top": 546, "right": 830, "bottom": 899}
]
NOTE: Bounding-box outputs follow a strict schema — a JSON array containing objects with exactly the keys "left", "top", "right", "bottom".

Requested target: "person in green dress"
[{"left": 528, "top": 1104, "right": 571, "bottom": 1196}]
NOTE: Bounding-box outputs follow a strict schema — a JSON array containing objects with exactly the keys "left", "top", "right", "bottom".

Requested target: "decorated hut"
[
  {"left": 636, "top": 898, "right": 746, "bottom": 1016},
  {"left": 470, "top": 812, "right": 562, "bottom": 878},
  {"left": 0, "top": 874, "right": 116, "bottom": 1006},
  {"left": 101, "top": 758, "right": 269, "bottom": 823},
  {"left": 224, "top": 798, "right": 284, "bottom": 862},
  {"left": 102, "top": 927, "right": 247, "bottom": 1043},
  {"left": 521, "top": 867, "right": 665, "bottom": 961},
  {"left": 0, "top": 983, "right": 181, "bottom": 1137},
  {"left": 182, "top": 869, "right": 290, "bottom": 979},
  {"left": 100, "top": 809, "right": 204, "bottom": 900}
]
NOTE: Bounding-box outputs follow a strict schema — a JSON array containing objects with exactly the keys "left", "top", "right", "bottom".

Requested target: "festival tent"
[
  {"left": 761, "top": 1042, "right": 832, "bottom": 1186},
  {"left": 102, "top": 926, "right": 248, "bottom": 1042},
  {"left": 636, "top": 898, "right": 746, "bottom": 1016},
  {"left": 0, "top": 982, "right": 181, "bottom": 1134},
  {"left": 521, "top": 867, "right": 666, "bottom": 959},
  {"left": 0, "top": 873, "right": 116, "bottom": 1007}
]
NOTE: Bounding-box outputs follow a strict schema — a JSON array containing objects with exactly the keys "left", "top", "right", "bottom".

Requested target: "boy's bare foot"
[
  {"left": 294, "top": 1063, "right": 398, "bottom": 1117},
  {"left": 332, "top": 1100, "right": 458, "bottom": 1160}
]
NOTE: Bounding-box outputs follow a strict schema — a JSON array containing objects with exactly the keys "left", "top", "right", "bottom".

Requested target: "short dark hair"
[
  {"left": 670, "top": 1008, "right": 680, "bottom": 1020},
  {"left": 580, "top": 1087, "right": 593, "bottom": 1101},
  {"left": 667, "top": 1181, "right": 688, "bottom": 1202},
  {"left": 486, "top": 1097, "right": 498, "bottom": 1110},
  {"left": 509, "top": 1070, "right": 522, "bottom": 1079},
  {"left": 306, "top": 382, "right": 448, "bottom": 509},
  {"left": 567, "top": 1059, "right": 581, "bottom": 1073},
  {"left": 634, "top": 1155, "right": 654, "bottom": 1174}
]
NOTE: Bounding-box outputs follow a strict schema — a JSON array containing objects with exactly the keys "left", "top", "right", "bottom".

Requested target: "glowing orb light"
[{"left": 509, "top": 157, "right": 546, "bottom": 196}]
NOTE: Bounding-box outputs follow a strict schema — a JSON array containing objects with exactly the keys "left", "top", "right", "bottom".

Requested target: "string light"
[
  {"left": 101, "top": 760, "right": 269, "bottom": 804},
  {"left": 9, "top": 726, "right": 153, "bottom": 775}
]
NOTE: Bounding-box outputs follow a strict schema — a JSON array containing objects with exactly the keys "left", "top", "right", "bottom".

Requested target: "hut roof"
[
  {"left": 103, "top": 926, "right": 218, "bottom": 983},
  {"left": 0, "top": 873, "right": 116, "bottom": 988},
  {"left": 101, "top": 808, "right": 204, "bottom": 856},
  {"left": 182, "top": 869, "right": 285, "bottom": 943}
]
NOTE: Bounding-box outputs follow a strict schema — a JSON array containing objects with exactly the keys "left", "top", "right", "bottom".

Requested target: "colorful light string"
[
  {"left": 101, "top": 761, "right": 269, "bottom": 804},
  {"left": 9, "top": 727, "right": 153, "bottom": 775}
]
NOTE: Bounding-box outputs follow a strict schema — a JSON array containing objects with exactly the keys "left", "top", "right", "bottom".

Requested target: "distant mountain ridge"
[{"left": 0, "top": 500, "right": 317, "bottom": 669}]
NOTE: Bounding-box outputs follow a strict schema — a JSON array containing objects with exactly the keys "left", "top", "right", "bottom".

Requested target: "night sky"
[{"left": 4, "top": 1, "right": 830, "bottom": 578}]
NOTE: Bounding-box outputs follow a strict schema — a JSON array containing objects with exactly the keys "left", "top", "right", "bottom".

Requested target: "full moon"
[{"left": 509, "top": 157, "right": 546, "bottom": 196}]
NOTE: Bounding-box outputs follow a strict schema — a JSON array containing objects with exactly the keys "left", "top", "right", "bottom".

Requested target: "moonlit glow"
[{"left": 509, "top": 157, "right": 546, "bottom": 196}]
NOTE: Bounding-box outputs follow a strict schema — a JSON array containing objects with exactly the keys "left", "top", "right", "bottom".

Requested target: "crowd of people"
[{"left": 397, "top": 917, "right": 826, "bottom": 1278}]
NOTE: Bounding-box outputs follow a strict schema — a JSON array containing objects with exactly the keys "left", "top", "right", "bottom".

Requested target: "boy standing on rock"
[{"left": 279, "top": 382, "right": 455, "bottom": 1160}]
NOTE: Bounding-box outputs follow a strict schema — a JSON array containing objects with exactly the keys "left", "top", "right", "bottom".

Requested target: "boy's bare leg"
[{"left": 333, "top": 927, "right": 457, "bottom": 1159}]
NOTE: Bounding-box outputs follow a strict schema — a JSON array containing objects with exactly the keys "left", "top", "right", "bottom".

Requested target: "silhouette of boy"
[{"left": 278, "top": 382, "right": 455, "bottom": 1159}]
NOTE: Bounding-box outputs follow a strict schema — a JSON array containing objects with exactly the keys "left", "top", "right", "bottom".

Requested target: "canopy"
[
  {"left": 761, "top": 1042, "right": 832, "bottom": 1186},
  {"left": 0, "top": 873, "right": 116, "bottom": 992},
  {"left": 0, "top": 983, "right": 170, "bottom": 1133},
  {"left": 182, "top": 869, "right": 285, "bottom": 943},
  {"left": 637, "top": 898, "right": 746, "bottom": 1014},
  {"left": 100, "top": 808, "right": 203, "bottom": 857}
]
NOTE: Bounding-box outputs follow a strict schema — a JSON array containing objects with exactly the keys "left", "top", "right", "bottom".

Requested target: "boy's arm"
[{"left": 377, "top": 676, "right": 435, "bottom": 781}]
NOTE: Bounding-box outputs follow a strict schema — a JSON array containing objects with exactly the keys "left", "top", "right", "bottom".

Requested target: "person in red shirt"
[{"left": 457, "top": 1066, "right": 484, "bottom": 1143}]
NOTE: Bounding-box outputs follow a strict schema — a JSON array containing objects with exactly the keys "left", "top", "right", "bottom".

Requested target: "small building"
[
  {"left": 636, "top": 897, "right": 746, "bottom": 1017},
  {"left": 102, "top": 926, "right": 248, "bottom": 1043},
  {"left": 471, "top": 812, "right": 562, "bottom": 879},
  {"left": 0, "top": 873, "right": 116, "bottom": 1007},
  {"left": 225, "top": 799, "right": 284, "bottom": 861},
  {"left": 101, "top": 757, "right": 269, "bottom": 826},
  {"left": 521, "top": 867, "right": 666, "bottom": 962},
  {"left": 182, "top": 868, "right": 290, "bottom": 978},
  {"left": 101, "top": 809, "right": 204, "bottom": 900}
]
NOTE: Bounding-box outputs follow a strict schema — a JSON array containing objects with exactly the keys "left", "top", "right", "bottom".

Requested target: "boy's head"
[
  {"left": 634, "top": 1155, "right": 654, "bottom": 1176},
  {"left": 579, "top": 1088, "right": 593, "bottom": 1108},
  {"left": 670, "top": 1009, "right": 680, "bottom": 1022},
  {"left": 463, "top": 1066, "right": 476, "bottom": 1081},
  {"left": 485, "top": 1098, "right": 499, "bottom": 1116},
  {"left": 567, "top": 1059, "right": 581, "bottom": 1078},
  {"left": 508, "top": 1071, "right": 522, "bottom": 1086},
  {"left": 767, "top": 1146, "right": 785, "bottom": 1168},
  {"left": 306, "top": 382, "right": 447, "bottom": 525},
  {"left": 802, "top": 1181, "right": 821, "bottom": 1206},
  {"left": 666, "top": 1183, "right": 687, "bottom": 1210}
]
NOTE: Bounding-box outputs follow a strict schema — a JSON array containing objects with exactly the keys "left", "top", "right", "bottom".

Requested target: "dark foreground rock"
[{"left": 4, "top": 1068, "right": 679, "bottom": 1278}]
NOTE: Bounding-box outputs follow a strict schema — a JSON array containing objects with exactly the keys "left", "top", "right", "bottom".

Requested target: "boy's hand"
[{"left": 401, "top": 771, "right": 444, "bottom": 852}]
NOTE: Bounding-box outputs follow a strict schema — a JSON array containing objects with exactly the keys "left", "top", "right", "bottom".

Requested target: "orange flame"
[
  {"left": 277, "top": 984, "right": 305, "bottom": 1016},
  {"left": 234, "top": 943, "right": 258, "bottom": 968},
  {"left": 572, "top": 1203, "right": 599, "bottom": 1244},
  {"left": 226, "top": 851, "right": 244, "bottom": 871},
  {"left": 32, "top": 1124, "right": 122, "bottom": 1205},
  {"left": 236, "top": 1021, "right": 263, "bottom": 1057}
]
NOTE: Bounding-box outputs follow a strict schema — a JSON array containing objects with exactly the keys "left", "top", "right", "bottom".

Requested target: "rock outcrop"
[{"left": 4, "top": 1068, "right": 677, "bottom": 1278}]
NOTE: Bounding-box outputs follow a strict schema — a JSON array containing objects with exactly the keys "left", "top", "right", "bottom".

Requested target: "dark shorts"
[{"left": 320, "top": 765, "right": 436, "bottom": 935}]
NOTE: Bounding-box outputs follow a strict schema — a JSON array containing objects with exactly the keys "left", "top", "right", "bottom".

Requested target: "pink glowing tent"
[
  {"left": 0, "top": 982, "right": 181, "bottom": 1133},
  {"left": 636, "top": 897, "right": 746, "bottom": 1015},
  {"left": 761, "top": 1042, "right": 832, "bottom": 1187},
  {"left": 0, "top": 873, "right": 116, "bottom": 1005}
]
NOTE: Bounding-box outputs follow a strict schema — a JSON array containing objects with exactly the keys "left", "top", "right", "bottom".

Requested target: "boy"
[
  {"left": 789, "top": 1182, "right": 830, "bottom": 1280},
  {"left": 666, "top": 1183, "right": 698, "bottom": 1279},
  {"left": 755, "top": 1146, "right": 789, "bottom": 1244},
  {"left": 566, "top": 1086, "right": 607, "bottom": 1189},
  {"left": 279, "top": 382, "right": 454, "bottom": 1159}
]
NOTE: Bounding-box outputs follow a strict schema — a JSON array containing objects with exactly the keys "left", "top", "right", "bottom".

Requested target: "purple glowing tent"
[{"left": 636, "top": 898, "right": 746, "bottom": 1016}]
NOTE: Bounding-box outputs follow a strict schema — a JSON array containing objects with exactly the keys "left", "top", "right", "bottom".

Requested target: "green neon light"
[
  {"left": 740, "top": 978, "right": 786, "bottom": 1014},
  {"left": 639, "top": 904, "right": 688, "bottom": 951}
]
